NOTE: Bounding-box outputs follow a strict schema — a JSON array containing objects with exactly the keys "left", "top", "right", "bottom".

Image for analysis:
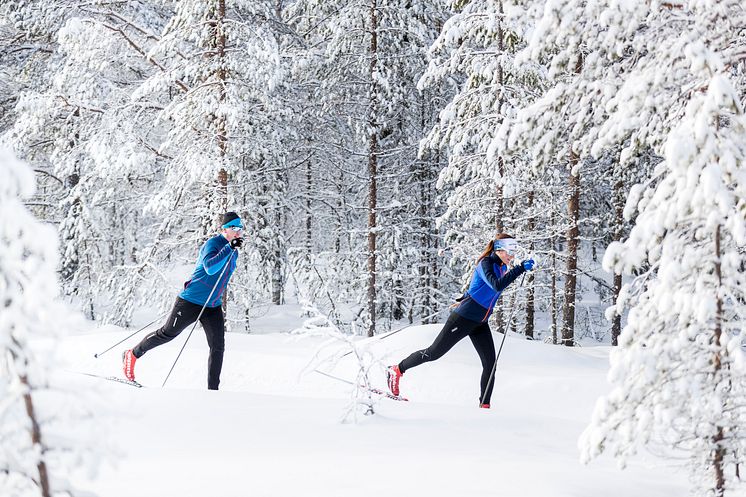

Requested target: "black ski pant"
[
  {"left": 133, "top": 297, "right": 225, "bottom": 390},
  {"left": 398, "top": 312, "right": 497, "bottom": 404}
]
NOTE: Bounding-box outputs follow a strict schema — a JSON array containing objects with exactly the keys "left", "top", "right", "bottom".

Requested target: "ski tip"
[
  {"left": 387, "top": 395, "right": 408, "bottom": 402},
  {"left": 369, "top": 387, "right": 409, "bottom": 402},
  {"left": 104, "top": 375, "right": 143, "bottom": 388}
]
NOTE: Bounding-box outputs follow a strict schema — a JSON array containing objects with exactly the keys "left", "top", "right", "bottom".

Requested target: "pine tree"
[
  {"left": 418, "top": 0, "right": 552, "bottom": 336},
  {"left": 564, "top": 0, "right": 746, "bottom": 493},
  {"left": 0, "top": 1, "right": 74, "bottom": 134},
  {"left": 585, "top": 76, "right": 746, "bottom": 496},
  {"left": 287, "top": 0, "right": 450, "bottom": 335},
  {"left": 5, "top": 1, "right": 172, "bottom": 321},
  {"left": 6, "top": 1, "right": 288, "bottom": 324},
  {"left": 0, "top": 148, "right": 103, "bottom": 497}
]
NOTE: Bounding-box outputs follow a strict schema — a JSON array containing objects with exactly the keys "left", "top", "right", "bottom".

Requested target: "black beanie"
[{"left": 222, "top": 211, "right": 240, "bottom": 226}]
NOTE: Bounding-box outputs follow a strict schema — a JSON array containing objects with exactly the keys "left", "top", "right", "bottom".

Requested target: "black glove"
[{"left": 230, "top": 238, "right": 243, "bottom": 249}]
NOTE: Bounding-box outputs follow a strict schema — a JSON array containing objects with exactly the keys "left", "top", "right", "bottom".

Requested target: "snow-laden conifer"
[
  {"left": 0, "top": 148, "right": 104, "bottom": 497},
  {"left": 287, "top": 0, "right": 451, "bottom": 333},
  {"left": 582, "top": 74, "right": 746, "bottom": 496},
  {"left": 6, "top": 1, "right": 290, "bottom": 324},
  {"left": 417, "top": 0, "right": 566, "bottom": 337},
  {"left": 420, "top": 0, "right": 546, "bottom": 257},
  {"left": 6, "top": 1, "right": 171, "bottom": 321},
  {"left": 565, "top": 0, "right": 746, "bottom": 493}
]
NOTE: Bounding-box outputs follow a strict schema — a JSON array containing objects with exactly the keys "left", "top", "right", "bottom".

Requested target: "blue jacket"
[
  {"left": 453, "top": 253, "right": 525, "bottom": 323},
  {"left": 179, "top": 235, "right": 238, "bottom": 308}
]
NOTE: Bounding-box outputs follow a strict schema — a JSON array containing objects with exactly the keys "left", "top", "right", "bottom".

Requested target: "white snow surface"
[{"left": 60, "top": 320, "right": 688, "bottom": 497}]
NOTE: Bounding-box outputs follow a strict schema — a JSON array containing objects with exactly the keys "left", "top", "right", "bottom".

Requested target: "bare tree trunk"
[
  {"left": 562, "top": 153, "right": 580, "bottom": 347},
  {"left": 495, "top": 0, "right": 505, "bottom": 234},
  {"left": 273, "top": 164, "right": 288, "bottom": 305},
  {"left": 305, "top": 156, "right": 313, "bottom": 269},
  {"left": 418, "top": 96, "right": 428, "bottom": 324},
  {"left": 366, "top": 0, "right": 379, "bottom": 337},
  {"left": 60, "top": 170, "right": 80, "bottom": 284},
  {"left": 21, "top": 374, "right": 51, "bottom": 497},
  {"left": 334, "top": 168, "right": 346, "bottom": 254},
  {"left": 214, "top": 0, "right": 230, "bottom": 315},
  {"left": 417, "top": 93, "right": 438, "bottom": 324},
  {"left": 215, "top": 0, "right": 228, "bottom": 215},
  {"left": 561, "top": 54, "right": 584, "bottom": 347},
  {"left": 417, "top": 154, "right": 429, "bottom": 323},
  {"left": 611, "top": 170, "right": 624, "bottom": 346},
  {"left": 550, "top": 206, "right": 558, "bottom": 344},
  {"left": 525, "top": 190, "right": 535, "bottom": 339},
  {"left": 713, "top": 224, "right": 726, "bottom": 495},
  {"left": 430, "top": 151, "right": 441, "bottom": 323},
  {"left": 272, "top": 251, "right": 283, "bottom": 304},
  {"left": 83, "top": 237, "right": 95, "bottom": 320},
  {"left": 493, "top": 0, "right": 506, "bottom": 335}
]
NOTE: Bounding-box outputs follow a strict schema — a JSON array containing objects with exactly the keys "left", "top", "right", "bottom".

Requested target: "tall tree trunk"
[
  {"left": 334, "top": 168, "right": 345, "bottom": 254},
  {"left": 418, "top": 97, "right": 428, "bottom": 324},
  {"left": 366, "top": 0, "right": 379, "bottom": 337},
  {"left": 215, "top": 0, "right": 228, "bottom": 216},
  {"left": 418, "top": 93, "right": 437, "bottom": 324},
  {"left": 611, "top": 168, "right": 624, "bottom": 346},
  {"left": 272, "top": 251, "right": 283, "bottom": 304},
  {"left": 561, "top": 54, "right": 583, "bottom": 347},
  {"left": 493, "top": 0, "right": 506, "bottom": 335},
  {"left": 550, "top": 205, "right": 558, "bottom": 344},
  {"left": 305, "top": 156, "right": 313, "bottom": 270},
  {"left": 61, "top": 171, "right": 80, "bottom": 284},
  {"left": 417, "top": 154, "right": 429, "bottom": 323},
  {"left": 495, "top": 0, "right": 505, "bottom": 233},
  {"left": 713, "top": 224, "right": 725, "bottom": 495},
  {"left": 430, "top": 151, "right": 441, "bottom": 323},
  {"left": 21, "top": 373, "right": 51, "bottom": 497},
  {"left": 525, "top": 190, "right": 535, "bottom": 339},
  {"left": 214, "top": 0, "right": 230, "bottom": 315},
  {"left": 562, "top": 153, "right": 580, "bottom": 347},
  {"left": 272, "top": 202, "right": 283, "bottom": 304}
]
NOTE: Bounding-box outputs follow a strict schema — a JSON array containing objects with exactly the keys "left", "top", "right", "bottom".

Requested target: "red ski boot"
[
  {"left": 122, "top": 349, "right": 137, "bottom": 381},
  {"left": 386, "top": 365, "right": 402, "bottom": 396}
]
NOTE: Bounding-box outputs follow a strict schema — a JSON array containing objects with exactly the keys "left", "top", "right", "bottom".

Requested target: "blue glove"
[{"left": 521, "top": 259, "right": 535, "bottom": 271}]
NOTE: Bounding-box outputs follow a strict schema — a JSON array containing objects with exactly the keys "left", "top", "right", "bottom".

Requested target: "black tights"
[
  {"left": 133, "top": 297, "right": 225, "bottom": 390},
  {"left": 399, "top": 312, "right": 497, "bottom": 404}
]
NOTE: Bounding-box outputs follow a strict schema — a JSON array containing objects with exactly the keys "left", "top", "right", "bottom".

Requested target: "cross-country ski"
[{"left": 74, "top": 371, "right": 144, "bottom": 388}]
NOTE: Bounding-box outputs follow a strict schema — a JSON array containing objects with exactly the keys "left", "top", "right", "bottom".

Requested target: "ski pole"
[
  {"left": 314, "top": 369, "right": 355, "bottom": 386},
  {"left": 336, "top": 308, "right": 444, "bottom": 360},
  {"left": 93, "top": 311, "right": 168, "bottom": 358},
  {"left": 161, "top": 249, "right": 236, "bottom": 388},
  {"left": 481, "top": 272, "right": 527, "bottom": 406}
]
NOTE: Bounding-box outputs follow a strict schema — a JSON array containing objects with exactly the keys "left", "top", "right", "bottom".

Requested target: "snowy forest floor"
[{"left": 58, "top": 311, "right": 688, "bottom": 497}]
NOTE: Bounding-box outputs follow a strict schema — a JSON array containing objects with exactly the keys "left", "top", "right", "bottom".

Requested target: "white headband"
[{"left": 494, "top": 238, "right": 517, "bottom": 253}]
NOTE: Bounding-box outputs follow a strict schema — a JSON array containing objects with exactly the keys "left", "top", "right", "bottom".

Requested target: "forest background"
[{"left": 2, "top": 1, "right": 746, "bottom": 495}]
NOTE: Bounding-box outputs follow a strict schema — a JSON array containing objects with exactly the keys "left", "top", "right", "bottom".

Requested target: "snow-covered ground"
[{"left": 61, "top": 318, "right": 688, "bottom": 497}]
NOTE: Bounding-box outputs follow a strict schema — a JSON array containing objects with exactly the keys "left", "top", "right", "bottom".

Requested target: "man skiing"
[
  {"left": 122, "top": 212, "right": 244, "bottom": 390},
  {"left": 386, "top": 233, "right": 534, "bottom": 407}
]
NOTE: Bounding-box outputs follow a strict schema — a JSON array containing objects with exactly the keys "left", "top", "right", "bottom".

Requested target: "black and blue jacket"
[
  {"left": 453, "top": 253, "right": 526, "bottom": 323},
  {"left": 179, "top": 235, "right": 238, "bottom": 308}
]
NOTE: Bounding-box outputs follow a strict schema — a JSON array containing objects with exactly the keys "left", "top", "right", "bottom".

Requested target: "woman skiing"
[{"left": 386, "top": 233, "right": 534, "bottom": 408}]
